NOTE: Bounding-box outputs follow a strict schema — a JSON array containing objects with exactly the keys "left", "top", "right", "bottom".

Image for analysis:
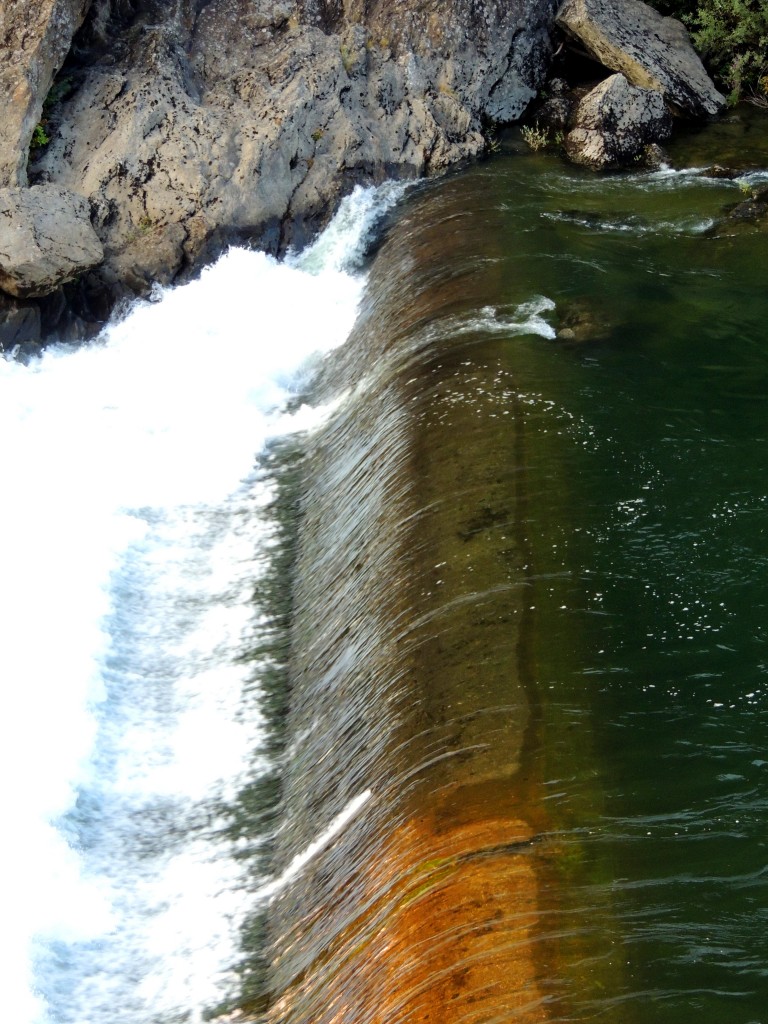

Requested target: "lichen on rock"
[
  {"left": 555, "top": 0, "right": 725, "bottom": 118},
  {"left": 564, "top": 73, "right": 673, "bottom": 170}
]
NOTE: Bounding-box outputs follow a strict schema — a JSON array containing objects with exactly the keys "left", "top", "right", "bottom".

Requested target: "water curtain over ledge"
[{"left": 262, "top": 181, "right": 614, "bottom": 1024}]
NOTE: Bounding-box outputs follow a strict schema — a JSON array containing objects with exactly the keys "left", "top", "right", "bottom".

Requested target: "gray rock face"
[
  {"left": 564, "top": 73, "right": 673, "bottom": 170},
  {"left": 0, "top": 185, "right": 104, "bottom": 298},
  {"left": 556, "top": 0, "right": 725, "bottom": 118},
  {"left": 0, "top": 295, "right": 42, "bottom": 351},
  {"left": 0, "top": 0, "right": 92, "bottom": 187},
  {"left": 23, "top": 0, "right": 556, "bottom": 304},
  {"left": 1, "top": 0, "right": 727, "bottom": 324},
  {"left": 537, "top": 94, "right": 574, "bottom": 132}
]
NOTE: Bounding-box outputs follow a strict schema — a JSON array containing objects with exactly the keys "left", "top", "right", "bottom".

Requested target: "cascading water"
[
  {"left": 260, "top": 111, "right": 768, "bottom": 1024},
  {"left": 261, "top": 178, "right": 587, "bottom": 1024},
  {"left": 0, "top": 183, "right": 404, "bottom": 1024}
]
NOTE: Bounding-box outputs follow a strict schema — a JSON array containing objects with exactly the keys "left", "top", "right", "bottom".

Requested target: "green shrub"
[
  {"left": 650, "top": 0, "right": 768, "bottom": 102},
  {"left": 690, "top": 0, "right": 768, "bottom": 102},
  {"left": 521, "top": 123, "right": 551, "bottom": 151}
]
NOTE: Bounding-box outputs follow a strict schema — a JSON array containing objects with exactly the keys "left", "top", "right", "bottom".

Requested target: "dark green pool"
[{"left": 484, "top": 108, "right": 768, "bottom": 1023}]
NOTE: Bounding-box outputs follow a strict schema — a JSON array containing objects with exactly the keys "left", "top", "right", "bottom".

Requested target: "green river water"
[{"left": 481, "top": 110, "right": 768, "bottom": 1022}]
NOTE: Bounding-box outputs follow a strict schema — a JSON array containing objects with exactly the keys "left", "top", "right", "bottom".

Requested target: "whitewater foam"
[
  {"left": 257, "top": 789, "right": 373, "bottom": 902},
  {"left": 0, "top": 183, "right": 404, "bottom": 1024}
]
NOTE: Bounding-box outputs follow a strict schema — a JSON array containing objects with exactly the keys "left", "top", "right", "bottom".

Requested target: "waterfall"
[
  {"left": 5, "top": 115, "right": 768, "bottom": 1024},
  {"left": 0, "top": 183, "right": 404, "bottom": 1024}
]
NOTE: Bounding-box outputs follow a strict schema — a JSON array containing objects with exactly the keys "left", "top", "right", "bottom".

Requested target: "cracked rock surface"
[{"left": 0, "top": 184, "right": 104, "bottom": 297}]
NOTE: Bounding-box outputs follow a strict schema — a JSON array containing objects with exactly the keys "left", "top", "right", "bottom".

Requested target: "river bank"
[{"left": 2, "top": 0, "right": 731, "bottom": 352}]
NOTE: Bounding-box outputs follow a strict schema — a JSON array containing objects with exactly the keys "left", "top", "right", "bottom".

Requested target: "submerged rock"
[
  {"left": 555, "top": 298, "right": 613, "bottom": 343},
  {"left": 696, "top": 182, "right": 768, "bottom": 238},
  {"left": 703, "top": 165, "right": 743, "bottom": 180},
  {"left": 555, "top": 0, "right": 725, "bottom": 118},
  {"left": 0, "top": 185, "right": 104, "bottom": 298},
  {"left": 564, "top": 73, "right": 672, "bottom": 170},
  {"left": 721, "top": 185, "right": 768, "bottom": 226}
]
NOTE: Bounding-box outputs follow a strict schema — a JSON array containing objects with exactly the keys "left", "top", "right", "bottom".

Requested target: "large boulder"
[
  {"left": 0, "top": 0, "right": 92, "bottom": 187},
  {"left": 564, "top": 73, "right": 673, "bottom": 170},
  {"left": 555, "top": 0, "right": 725, "bottom": 119},
  {"left": 0, "top": 185, "right": 104, "bottom": 298}
]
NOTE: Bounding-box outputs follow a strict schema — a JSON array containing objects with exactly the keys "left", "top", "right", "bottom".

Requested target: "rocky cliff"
[
  {"left": 1, "top": 0, "right": 557, "bottom": 344},
  {"left": 1, "top": 0, "right": 728, "bottom": 349}
]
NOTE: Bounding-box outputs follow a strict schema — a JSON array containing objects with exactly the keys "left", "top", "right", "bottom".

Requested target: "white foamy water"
[
  {"left": 0, "top": 183, "right": 404, "bottom": 1024},
  {"left": 404, "top": 296, "right": 557, "bottom": 355},
  {"left": 257, "top": 789, "right": 373, "bottom": 903}
]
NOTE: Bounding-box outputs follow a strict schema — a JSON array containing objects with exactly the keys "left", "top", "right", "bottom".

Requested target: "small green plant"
[
  {"left": 311, "top": 128, "right": 324, "bottom": 142},
  {"left": 30, "top": 123, "right": 51, "bottom": 149},
  {"left": 29, "top": 75, "right": 76, "bottom": 159},
  {"left": 484, "top": 121, "right": 502, "bottom": 153},
  {"left": 521, "top": 122, "right": 551, "bottom": 151}
]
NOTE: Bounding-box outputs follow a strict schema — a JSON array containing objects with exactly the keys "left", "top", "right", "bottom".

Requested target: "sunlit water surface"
[
  {"left": 396, "top": 110, "right": 768, "bottom": 1023},
  {"left": 261, "top": 108, "right": 768, "bottom": 1024}
]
